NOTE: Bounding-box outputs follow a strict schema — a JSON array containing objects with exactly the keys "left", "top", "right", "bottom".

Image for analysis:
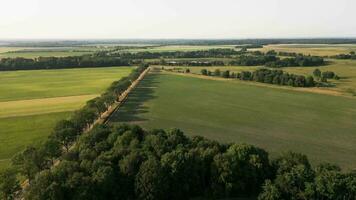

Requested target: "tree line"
[
  {"left": 104, "top": 48, "right": 240, "bottom": 59},
  {"left": 201, "top": 68, "right": 316, "bottom": 87},
  {"left": 2, "top": 124, "right": 355, "bottom": 200},
  {"left": 0, "top": 64, "right": 149, "bottom": 199},
  {"left": 0, "top": 56, "right": 130, "bottom": 71},
  {"left": 229, "top": 54, "right": 325, "bottom": 67}
]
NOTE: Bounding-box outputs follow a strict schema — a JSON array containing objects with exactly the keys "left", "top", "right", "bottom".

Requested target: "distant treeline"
[
  {"left": 3, "top": 124, "right": 355, "bottom": 200},
  {"left": 0, "top": 56, "right": 130, "bottom": 71},
  {"left": 229, "top": 54, "right": 325, "bottom": 67},
  {"left": 103, "top": 48, "right": 240, "bottom": 59},
  {"left": 3, "top": 38, "right": 356, "bottom": 47},
  {"left": 201, "top": 68, "right": 316, "bottom": 87},
  {"left": 235, "top": 44, "right": 264, "bottom": 49}
]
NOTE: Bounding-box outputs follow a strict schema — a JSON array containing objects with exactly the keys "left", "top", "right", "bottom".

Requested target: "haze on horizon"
[{"left": 1, "top": 0, "right": 355, "bottom": 40}]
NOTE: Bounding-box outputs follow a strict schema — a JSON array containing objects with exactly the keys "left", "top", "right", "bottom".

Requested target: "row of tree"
[
  {"left": 3, "top": 124, "right": 354, "bottom": 200},
  {"left": 228, "top": 54, "right": 325, "bottom": 67},
  {"left": 0, "top": 64, "right": 149, "bottom": 199},
  {"left": 0, "top": 56, "right": 130, "bottom": 71},
  {"left": 201, "top": 68, "right": 316, "bottom": 87},
  {"left": 330, "top": 51, "right": 356, "bottom": 59},
  {"left": 106, "top": 48, "right": 240, "bottom": 59}
]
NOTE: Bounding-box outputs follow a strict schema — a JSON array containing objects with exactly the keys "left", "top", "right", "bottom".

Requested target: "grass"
[
  {"left": 0, "top": 95, "right": 97, "bottom": 118},
  {"left": 109, "top": 71, "right": 356, "bottom": 170},
  {"left": 0, "top": 67, "right": 133, "bottom": 170},
  {"left": 0, "top": 67, "right": 133, "bottom": 101},
  {"left": 0, "top": 112, "right": 72, "bottom": 170}
]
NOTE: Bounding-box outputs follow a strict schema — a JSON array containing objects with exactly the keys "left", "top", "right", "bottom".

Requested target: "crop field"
[
  {"left": 257, "top": 44, "right": 356, "bottom": 56},
  {"left": 109, "top": 71, "right": 356, "bottom": 170},
  {"left": 0, "top": 66, "right": 133, "bottom": 170}
]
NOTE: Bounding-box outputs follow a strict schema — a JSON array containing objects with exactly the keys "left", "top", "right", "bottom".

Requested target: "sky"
[{"left": 0, "top": 0, "right": 355, "bottom": 39}]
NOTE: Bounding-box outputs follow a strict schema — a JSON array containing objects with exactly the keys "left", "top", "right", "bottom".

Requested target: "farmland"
[
  {"left": 0, "top": 66, "right": 133, "bottom": 170},
  {"left": 109, "top": 70, "right": 356, "bottom": 170},
  {"left": 256, "top": 44, "right": 356, "bottom": 56},
  {"left": 0, "top": 46, "right": 102, "bottom": 58}
]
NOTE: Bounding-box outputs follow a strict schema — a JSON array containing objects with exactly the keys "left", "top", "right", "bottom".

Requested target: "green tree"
[
  {"left": 135, "top": 158, "right": 169, "bottom": 200},
  {"left": 222, "top": 70, "right": 230, "bottom": 78},
  {"left": 214, "top": 69, "right": 221, "bottom": 76},
  {"left": 12, "top": 146, "right": 48, "bottom": 183},
  {"left": 211, "top": 144, "right": 271, "bottom": 197},
  {"left": 313, "top": 68, "right": 321, "bottom": 78},
  {"left": 306, "top": 76, "right": 315, "bottom": 87},
  {"left": 53, "top": 120, "right": 78, "bottom": 152},
  {"left": 258, "top": 180, "right": 281, "bottom": 200},
  {"left": 0, "top": 169, "right": 20, "bottom": 200}
]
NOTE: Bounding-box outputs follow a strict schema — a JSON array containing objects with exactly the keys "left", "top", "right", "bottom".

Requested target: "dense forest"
[{"left": 2, "top": 124, "right": 355, "bottom": 200}]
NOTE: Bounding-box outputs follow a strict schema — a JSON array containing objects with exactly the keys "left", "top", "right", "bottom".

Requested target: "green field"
[
  {"left": 0, "top": 46, "right": 102, "bottom": 58},
  {"left": 0, "top": 67, "right": 133, "bottom": 170},
  {"left": 109, "top": 71, "right": 356, "bottom": 170}
]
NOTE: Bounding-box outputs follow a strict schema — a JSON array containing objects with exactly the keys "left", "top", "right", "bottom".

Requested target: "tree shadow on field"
[{"left": 109, "top": 73, "right": 161, "bottom": 123}]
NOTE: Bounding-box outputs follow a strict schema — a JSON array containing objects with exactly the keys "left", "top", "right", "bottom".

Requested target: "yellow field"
[
  {"left": 257, "top": 44, "right": 356, "bottom": 56},
  {"left": 0, "top": 94, "right": 97, "bottom": 118}
]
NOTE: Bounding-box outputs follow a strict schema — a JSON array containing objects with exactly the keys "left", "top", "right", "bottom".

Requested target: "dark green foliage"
[
  {"left": 221, "top": 70, "right": 230, "bottom": 78},
  {"left": 0, "top": 168, "right": 20, "bottom": 200},
  {"left": 322, "top": 71, "right": 336, "bottom": 79},
  {"left": 211, "top": 144, "right": 271, "bottom": 197},
  {"left": 229, "top": 54, "right": 324, "bottom": 67},
  {"left": 0, "top": 56, "right": 130, "bottom": 71},
  {"left": 109, "top": 48, "right": 239, "bottom": 59},
  {"left": 201, "top": 69, "right": 208, "bottom": 76},
  {"left": 313, "top": 68, "right": 322, "bottom": 78},
  {"left": 259, "top": 153, "right": 356, "bottom": 200},
  {"left": 230, "top": 69, "right": 315, "bottom": 87},
  {"left": 25, "top": 125, "right": 273, "bottom": 199},
  {"left": 22, "top": 125, "right": 356, "bottom": 200}
]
